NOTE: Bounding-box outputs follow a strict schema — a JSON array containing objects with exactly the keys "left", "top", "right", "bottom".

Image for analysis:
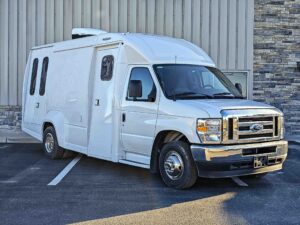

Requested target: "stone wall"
[
  {"left": 254, "top": 0, "right": 300, "bottom": 135},
  {"left": 0, "top": 106, "right": 22, "bottom": 130}
]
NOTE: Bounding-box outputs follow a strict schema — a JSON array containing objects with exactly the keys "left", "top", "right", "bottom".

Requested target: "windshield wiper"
[
  {"left": 213, "top": 92, "right": 244, "bottom": 99},
  {"left": 171, "top": 92, "right": 212, "bottom": 101},
  {"left": 213, "top": 92, "right": 233, "bottom": 96}
]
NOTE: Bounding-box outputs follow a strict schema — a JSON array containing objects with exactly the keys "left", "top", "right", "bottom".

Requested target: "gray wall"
[
  {"left": 253, "top": 0, "right": 300, "bottom": 135},
  {"left": 0, "top": 0, "right": 254, "bottom": 106}
]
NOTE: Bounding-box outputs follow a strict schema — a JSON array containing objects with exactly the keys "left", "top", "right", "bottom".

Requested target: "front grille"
[
  {"left": 238, "top": 116, "right": 275, "bottom": 140},
  {"left": 222, "top": 109, "right": 283, "bottom": 144}
]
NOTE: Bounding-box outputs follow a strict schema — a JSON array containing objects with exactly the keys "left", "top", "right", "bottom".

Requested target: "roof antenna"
[{"left": 175, "top": 55, "right": 177, "bottom": 64}]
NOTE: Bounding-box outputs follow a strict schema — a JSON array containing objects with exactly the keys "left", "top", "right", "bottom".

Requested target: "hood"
[{"left": 159, "top": 99, "right": 276, "bottom": 118}]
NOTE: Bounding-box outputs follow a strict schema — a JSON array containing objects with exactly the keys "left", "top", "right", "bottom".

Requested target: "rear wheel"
[
  {"left": 43, "top": 126, "right": 64, "bottom": 159},
  {"left": 159, "top": 141, "right": 198, "bottom": 189}
]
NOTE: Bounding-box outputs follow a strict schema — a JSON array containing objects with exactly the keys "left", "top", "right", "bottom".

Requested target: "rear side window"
[
  {"left": 39, "top": 57, "right": 49, "bottom": 96},
  {"left": 101, "top": 55, "right": 114, "bottom": 81},
  {"left": 29, "top": 58, "right": 39, "bottom": 95}
]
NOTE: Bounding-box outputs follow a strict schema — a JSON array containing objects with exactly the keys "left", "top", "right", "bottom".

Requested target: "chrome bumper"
[{"left": 190, "top": 140, "right": 288, "bottom": 178}]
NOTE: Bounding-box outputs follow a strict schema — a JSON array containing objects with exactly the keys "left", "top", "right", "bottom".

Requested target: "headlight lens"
[
  {"left": 280, "top": 116, "right": 285, "bottom": 139},
  {"left": 197, "top": 119, "right": 222, "bottom": 143}
]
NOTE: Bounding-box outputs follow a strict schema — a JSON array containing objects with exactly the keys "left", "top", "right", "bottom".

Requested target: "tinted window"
[
  {"left": 101, "top": 55, "right": 114, "bottom": 81},
  {"left": 153, "top": 64, "right": 243, "bottom": 99},
  {"left": 29, "top": 58, "right": 39, "bottom": 95},
  {"left": 39, "top": 57, "right": 49, "bottom": 96},
  {"left": 127, "top": 67, "right": 156, "bottom": 102}
]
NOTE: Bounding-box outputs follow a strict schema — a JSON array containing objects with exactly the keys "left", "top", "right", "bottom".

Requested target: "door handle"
[
  {"left": 35, "top": 102, "right": 39, "bottom": 108},
  {"left": 122, "top": 113, "right": 126, "bottom": 122},
  {"left": 95, "top": 99, "right": 100, "bottom": 106}
]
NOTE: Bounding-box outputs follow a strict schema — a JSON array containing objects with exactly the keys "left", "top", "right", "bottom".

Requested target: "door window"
[
  {"left": 39, "top": 57, "right": 49, "bottom": 96},
  {"left": 101, "top": 55, "right": 114, "bottom": 81},
  {"left": 29, "top": 58, "right": 39, "bottom": 95},
  {"left": 127, "top": 67, "right": 156, "bottom": 102}
]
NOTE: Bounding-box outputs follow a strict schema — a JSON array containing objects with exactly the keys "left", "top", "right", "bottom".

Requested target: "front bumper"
[{"left": 190, "top": 140, "right": 288, "bottom": 178}]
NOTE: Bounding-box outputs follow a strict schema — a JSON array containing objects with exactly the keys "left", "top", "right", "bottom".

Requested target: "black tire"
[
  {"left": 159, "top": 141, "right": 198, "bottom": 189},
  {"left": 43, "top": 126, "right": 64, "bottom": 159}
]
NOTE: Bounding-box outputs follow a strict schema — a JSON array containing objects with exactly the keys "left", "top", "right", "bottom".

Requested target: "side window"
[
  {"left": 39, "top": 57, "right": 49, "bottom": 96},
  {"left": 29, "top": 58, "right": 39, "bottom": 95},
  {"left": 201, "top": 71, "right": 224, "bottom": 89},
  {"left": 101, "top": 55, "right": 114, "bottom": 81},
  {"left": 127, "top": 67, "right": 156, "bottom": 102}
]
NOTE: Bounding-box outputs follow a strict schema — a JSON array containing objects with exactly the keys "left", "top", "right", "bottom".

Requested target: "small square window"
[{"left": 101, "top": 55, "right": 114, "bottom": 81}]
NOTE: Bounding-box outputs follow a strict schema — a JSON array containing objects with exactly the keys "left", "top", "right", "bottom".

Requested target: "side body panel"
[{"left": 45, "top": 46, "right": 95, "bottom": 153}]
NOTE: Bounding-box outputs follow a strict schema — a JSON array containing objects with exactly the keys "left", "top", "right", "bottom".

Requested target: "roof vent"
[{"left": 72, "top": 28, "right": 107, "bottom": 39}]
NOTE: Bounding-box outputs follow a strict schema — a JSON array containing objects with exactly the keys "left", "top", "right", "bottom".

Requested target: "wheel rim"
[
  {"left": 45, "top": 133, "right": 55, "bottom": 153},
  {"left": 164, "top": 151, "right": 184, "bottom": 180}
]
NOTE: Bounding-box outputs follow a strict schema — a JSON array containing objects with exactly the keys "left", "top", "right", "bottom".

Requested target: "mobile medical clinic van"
[{"left": 23, "top": 29, "right": 288, "bottom": 189}]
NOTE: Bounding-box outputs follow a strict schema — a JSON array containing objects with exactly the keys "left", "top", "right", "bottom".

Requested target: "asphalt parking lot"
[{"left": 0, "top": 143, "right": 299, "bottom": 225}]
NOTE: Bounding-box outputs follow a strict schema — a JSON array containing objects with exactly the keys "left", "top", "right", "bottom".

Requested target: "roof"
[
  {"left": 34, "top": 32, "right": 216, "bottom": 67},
  {"left": 123, "top": 33, "right": 215, "bottom": 66}
]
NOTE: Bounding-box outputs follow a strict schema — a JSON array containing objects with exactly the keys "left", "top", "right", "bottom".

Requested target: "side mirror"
[
  {"left": 129, "top": 80, "right": 142, "bottom": 99},
  {"left": 235, "top": 83, "right": 243, "bottom": 95}
]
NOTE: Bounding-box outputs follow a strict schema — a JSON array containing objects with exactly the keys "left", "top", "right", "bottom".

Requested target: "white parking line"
[
  {"left": 48, "top": 154, "right": 82, "bottom": 186},
  {"left": 231, "top": 177, "right": 248, "bottom": 187},
  {"left": 0, "top": 161, "right": 42, "bottom": 184}
]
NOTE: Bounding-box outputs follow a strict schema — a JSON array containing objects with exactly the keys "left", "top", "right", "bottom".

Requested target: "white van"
[{"left": 22, "top": 29, "right": 288, "bottom": 189}]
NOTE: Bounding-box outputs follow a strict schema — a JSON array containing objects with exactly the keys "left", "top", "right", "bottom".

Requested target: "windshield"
[{"left": 153, "top": 64, "right": 243, "bottom": 100}]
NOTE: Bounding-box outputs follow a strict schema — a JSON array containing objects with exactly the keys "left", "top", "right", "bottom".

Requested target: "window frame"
[
  {"left": 39, "top": 57, "right": 49, "bottom": 96},
  {"left": 29, "top": 58, "right": 39, "bottom": 95},
  {"left": 100, "top": 55, "right": 114, "bottom": 81},
  {"left": 126, "top": 67, "right": 157, "bottom": 102}
]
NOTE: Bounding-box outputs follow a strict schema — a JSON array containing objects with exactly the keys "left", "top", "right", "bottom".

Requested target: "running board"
[{"left": 118, "top": 160, "right": 150, "bottom": 169}]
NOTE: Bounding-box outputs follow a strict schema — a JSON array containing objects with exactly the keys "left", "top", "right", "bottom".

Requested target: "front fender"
[{"left": 155, "top": 115, "right": 200, "bottom": 144}]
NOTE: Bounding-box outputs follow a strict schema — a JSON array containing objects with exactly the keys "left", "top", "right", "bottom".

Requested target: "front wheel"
[{"left": 159, "top": 141, "right": 198, "bottom": 189}]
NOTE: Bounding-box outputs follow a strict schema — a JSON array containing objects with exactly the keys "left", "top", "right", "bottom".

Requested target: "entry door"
[
  {"left": 121, "top": 66, "right": 159, "bottom": 157},
  {"left": 23, "top": 57, "right": 41, "bottom": 133},
  {"left": 88, "top": 48, "right": 118, "bottom": 159}
]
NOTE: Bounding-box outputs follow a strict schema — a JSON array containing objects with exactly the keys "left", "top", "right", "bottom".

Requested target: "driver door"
[{"left": 121, "top": 66, "right": 159, "bottom": 158}]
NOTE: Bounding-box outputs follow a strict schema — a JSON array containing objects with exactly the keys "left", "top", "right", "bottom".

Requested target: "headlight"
[
  {"left": 280, "top": 116, "right": 285, "bottom": 139},
  {"left": 197, "top": 119, "right": 222, "bottom": 143}
]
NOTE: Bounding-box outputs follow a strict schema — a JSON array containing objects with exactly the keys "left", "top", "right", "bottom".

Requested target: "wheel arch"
[
  {"left": 41, "top": 111, "right": 65, "bottom": 147},
  {"left": 150, "top": 130, "right": 190, "bottom": 174}
]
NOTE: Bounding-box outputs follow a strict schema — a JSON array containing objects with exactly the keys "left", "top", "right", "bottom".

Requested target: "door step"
[{"left": 118, "top": 160, "right": 150, "bottom": 169}]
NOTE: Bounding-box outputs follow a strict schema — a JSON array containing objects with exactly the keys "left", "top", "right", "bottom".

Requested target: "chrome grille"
[
  {"left": 238, "top": 116, "right": 276, "bottom": 140},
  {"left": 222, "top": 109, "right": 283, "bottom": 144}
]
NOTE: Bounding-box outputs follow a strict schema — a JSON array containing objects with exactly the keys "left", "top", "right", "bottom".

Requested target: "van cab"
[{"left": 22, "top": 29, "right": 288, "bottom": 189}]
